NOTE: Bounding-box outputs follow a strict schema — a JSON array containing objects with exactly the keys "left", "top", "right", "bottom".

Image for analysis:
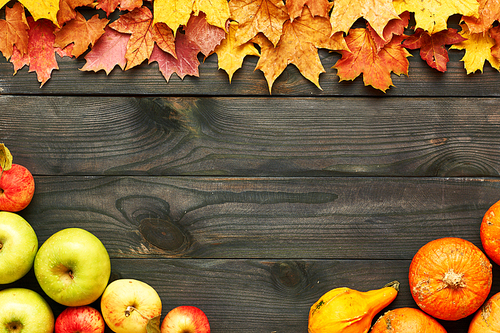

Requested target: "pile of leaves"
[{"left": 0, "top": 0, "right": 499, "bottom": 92}]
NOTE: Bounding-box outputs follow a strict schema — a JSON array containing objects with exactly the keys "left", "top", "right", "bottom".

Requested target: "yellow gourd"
[{"left": 308, "top": 281, "right": 400, "bottom": 333}]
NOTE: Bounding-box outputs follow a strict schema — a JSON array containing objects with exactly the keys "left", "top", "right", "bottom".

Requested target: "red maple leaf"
[
  {"left": 368, "top": 11, "right": 410, "bottom": 50},
  {"left": 96, "top": 0, "right": 144, "bottom": 17},
  {"left": 54, "top": 12, "right": 109, "bottom": 58},
  {"left": 149, "top": 33, "right": 200, "bottom": 81},
  {"left": 80, "top": 26, "right": 129, "bottom": 74},
  {"left": 0, "top": 3, "right": 29, "bottom": 60},
  {"left": 402, "top": 28, "right": 467, "bottom": 72},
  {"left": 184, "top": 12, "right": 226, "bottom": 57}
]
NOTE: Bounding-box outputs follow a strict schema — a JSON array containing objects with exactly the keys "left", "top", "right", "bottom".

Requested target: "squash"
[
  {"left": 408, "top": 237, "right": 492, "bottom": 321},
  {"left": 481, "top": 199, "right": 500, "bottom": 266},
  {"left": 469, "top": 291, "right": 500, "bottom": 333},
  {"left": 370, "top": 307, "right": 447, "bottom": 333},
  {"left": 308, "top": 281, "right": 399, "bottom": 333}
]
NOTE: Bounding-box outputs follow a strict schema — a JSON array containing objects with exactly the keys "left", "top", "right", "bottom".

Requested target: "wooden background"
[{"left": 1, "top": 30, "right": 500, "bottom": 332}]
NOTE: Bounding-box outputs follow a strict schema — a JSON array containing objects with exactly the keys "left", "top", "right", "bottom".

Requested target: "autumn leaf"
[
  {"left": 334, "top": 28, "right": 411, "bottom": 92},
  {"left": 96, "top": 0, "right": 143, "bottom": 17},
  {"left": 153, "top": 0, "right": 192, "bottom": 34},
  {"left": 450, "top": 24, "right": 500, "bottom": 74},
  {"left": 54, "top": 13, "right": 109, "bottom": 58},
  {"left": 0, "top": 143, "right": 13, "bottom": 172},
  {"left": 0, "top": 3, "right": 29, "bottom": 60},
  {"left": 229, "top": 0, "right": 289, "bottom": 46},
  {"left": 192, "top": 0, "right": 230, "bottom": 30},
  {"left": 393, "top": 0, "right": 479, "bottom": 34},
  {"left": 149, "top": 32, "right": 201, "bottom": 81},
  {"left": 184, "top": 12, "right": 226, "bottom": 57},
  {"left": 57, "top": 0, "right": 94, "bottom": 26},
  {"left": 462, "top": 0, "right": 500, "bottom": 34},
  {"left": 254, "top": 7, "right": 348, "bottom": 92},
  {"left": 403, "top": 28, "right": 466, "bottom": 72},
  {"left": 330, "top": 0, "right": 399, "bottom": 39},
  {"left": 214, "top": 21, "right": 260, "bottom": 82},
  {"left": 286, "top": 0, "right": 331, "bottom": 21},
  {"left": 368, "top": 11, "right": 410, "bottom": 51},
  {"left": 152, "top": 22, "right": 177, "bottom": 58},
  {"left": 109, "top": 6, "right": 155, "bottom": 70},
  {"left": 491, "top": 26, "right": 500, "bottom": 59},
  {"left": 18, "top": 0, "right": 60, "bottom": 26},
  {"left": 0, "top": 0, "right": 9, "bottom": 10},
  {"left": 80, "top": 26, "right": 129, "bottom": 74},
  {"left": 23, "top": 17, "right": 59, "bottom": 86}
]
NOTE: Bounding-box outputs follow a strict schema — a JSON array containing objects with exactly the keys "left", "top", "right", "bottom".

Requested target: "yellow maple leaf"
[
  {"left": 330, "top": 0, "right": 399, "bottom": 38},
  {"left": 393, "top": 0, "right": 479, "bottom": 33},
  {"left": 19, "top": 0, "right": 60, "bottom": 26},
  {"left": 153, "top": 0, "right": 193, "bottom": 34},
  {"left": 0, "top": 0, "right": 9, "bottom": 9},
  {"left": 450, "top": 24, "right": 500, "bottom": 74},
  {"left": 215, "top": 21, "right": 260, "bottom": 82},
  {"left": 193, "top": 0, "right": 230, "bottom": 30}
]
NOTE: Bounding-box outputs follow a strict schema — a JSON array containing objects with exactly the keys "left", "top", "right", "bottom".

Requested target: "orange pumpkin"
[
  {"left": 481, "top": 199, "right": 500, "bottom": 265},
  {"left": 408, "top": 237, "right": 492, "bottom": 321},
  {"left": 469, "top": 291, "right": 500, "bottom": 333},
  {"left": 371, "top": 307, "right": 447, "bottom": 333}
]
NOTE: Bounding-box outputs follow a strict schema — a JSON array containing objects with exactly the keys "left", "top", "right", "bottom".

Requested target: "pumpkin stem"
[
  {"left": 383, "top": 280, "right": 400, "bottom": 291},
  {"left": 442, "top": 269, "right": 466, "bottom": 289}
]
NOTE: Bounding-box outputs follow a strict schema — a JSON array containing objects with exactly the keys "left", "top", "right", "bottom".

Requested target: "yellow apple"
[{"left": 101, "top": 279, "right": 162, "bottom": 333}]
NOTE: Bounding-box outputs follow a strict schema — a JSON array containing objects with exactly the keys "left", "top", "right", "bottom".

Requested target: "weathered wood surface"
[
  {"left": 3, "top": 95, "right": 500, "bottom": 177},
  {"left": 1, "top": 37, "right": 500, "bottom": 332}
]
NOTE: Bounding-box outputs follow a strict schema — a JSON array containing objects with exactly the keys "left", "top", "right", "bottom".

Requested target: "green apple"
[
  {"left": 0, "top": 288, "right": 54, "bottom": 333},
  {"left": 34, "top": 228, "right": 111, "bottom": 307},
  {"left": 0, "top": 211, "right": 38, "bottom": 284}
]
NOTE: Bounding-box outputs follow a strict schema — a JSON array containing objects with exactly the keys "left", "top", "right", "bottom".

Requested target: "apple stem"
[{"left": 125, "top": 306, "right": 150, "bottom": 320}]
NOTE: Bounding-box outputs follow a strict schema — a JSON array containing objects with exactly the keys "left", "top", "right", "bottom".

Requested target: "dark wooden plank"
[
  {"left": 19, "top": 175, "right": 498, "bottom": 260},
  {"left": 3, "top": 258, "right": 499, "bottom": 332},
  {"left": 1, "top": 48, "right": 500, "bottom": 97},
  {"left": 3, "top": 95, "right": 500, "bottom": 177}
]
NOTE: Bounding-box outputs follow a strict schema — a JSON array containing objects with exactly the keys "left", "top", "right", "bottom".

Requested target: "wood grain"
[
  {"left": 1, "top": 49, "right": 500, "bottom": 97},
  {"left": 19, "top": 175, "right": 498, "bottom": 260},
  {"left": 3, "top": 96, "right": 500, "bottom": 177}
]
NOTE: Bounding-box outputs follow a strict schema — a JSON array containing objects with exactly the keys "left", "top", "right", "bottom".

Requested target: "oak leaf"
[
  {"left": 286, "top": 0, "right": 331, "bottom": 21},
  {"left": 54, "top": 12, "right": 109, "bottom": 58},
  {"left": 334, "top": 28, "right": 411, "bottom": 92},
  {"left": 80, "top": 26, "right": 129, "bottom": 74},
  {"left": 450, "top": 24, "right": 500, "bottom": 73},
  {"left": 491, "top": 26, "right": 500, "bottom": 60},
  {"left": 184, "top": 12, "right": 226, "bottom": 57},
  {"left": 18, "top": 0, "right": 60, "bottom": 26},
  {"left": 57, "top": 0, "right": 94, "bottom": 26},
  {"left": 0, "top": 3, "right": 29, "bottom": 60},
  {"left": 96, "top": 0, "right": 143, "bottom": 17},
  {"left": 403, "top": 28, "right": 466, "bottom": 72},
  {"left": 462, "top": 0, "right": 500, "bottom": 34},
  {"left": 214, "top": 21, "right": 260, "bottom": 82},
  {"left": 109, "top": 6, "right": 155, "bottom": 70},
  {"left": 393, "top": 0, "right": 479, "bottom": 34},
  {"left": 254, "top": 7, "right": 348, "bottom": 92},
  {"left": 149, "top": 33, "right": 200, "bottom": 81},
  {"left": 229, "top": 0, "right": 289, "bottom": 46},
  {"left": 330, "top": 0, "right": 399, "bottom": 39}
]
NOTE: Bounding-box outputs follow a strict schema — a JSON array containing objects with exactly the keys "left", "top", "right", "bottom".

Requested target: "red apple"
[
  {"left": 0, "top": 164, "right": 35, "bottom": 212},
  {"left": 161, "top": 306, "right": 210, "bottom": 333},
  {"left": 55, "top": 306, "right": 105, "bottom": 333}
]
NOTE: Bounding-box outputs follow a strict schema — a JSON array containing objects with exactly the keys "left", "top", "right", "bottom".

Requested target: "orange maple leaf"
[
  {"left": 330, "top": 0, "right": 399, "bottom": 39},
  {"left": 286, "top": 0, "right": 331, "bottom": 21},
  {"left": 254, "top": 7, "right": 348, "bottom": 93},
  {"left": 334, "top": 28, "right": 411, "bottom": 92},
  {"left": 403, "top": 28, "right": 466, "bottom": 72},
  {"left": 57, "top": 0, "right": 94, "bottom": 26},
  {"left": 462, "top": 0, "right": 500, "bottom": 34},
  {"left": 96, "top": 0, "right": 143, "bottom": 17},
  {"left": 109, "top": 6, "right": 155, "bottom": 70},
  {"left": 368, "top": 11, "right": 410, "bottom": 51},
  {"left": 54, "top": 12, "right": 109, "bottom": 58},
  {"left": 491, "top": 26, "right": 500, "bottom": 60},
  {"left": 229, "top": 0, "right": 289, "bottom": 46},
  {"left": 184, "top": 12, "right": 226, "bottom": 57},
  {"left": 152, "top": 22, "right": 177, "bottom": 58},
  {"left": 0, "top": 3, "right": 29, "bottom": 60}
]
